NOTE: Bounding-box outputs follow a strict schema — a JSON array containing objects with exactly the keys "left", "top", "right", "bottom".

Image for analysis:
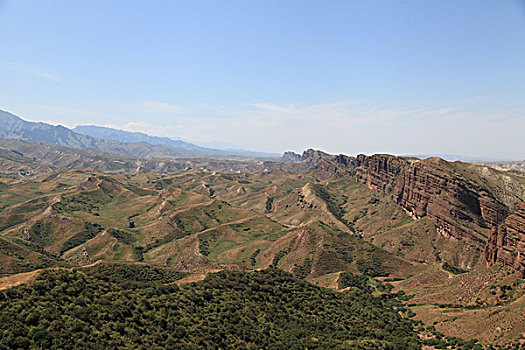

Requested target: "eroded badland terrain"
[{"left": 0, "top": 141, "right": 523, "bottom": 348}]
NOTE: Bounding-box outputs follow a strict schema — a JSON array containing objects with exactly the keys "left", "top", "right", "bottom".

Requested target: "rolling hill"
[{"left": 0, "top": 143, "right": 523, "bottom": 347}]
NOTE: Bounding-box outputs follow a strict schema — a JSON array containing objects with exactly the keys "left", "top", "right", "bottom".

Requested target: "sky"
[{"left": 0, "top": 0, "right": 524, "bottom": 159}]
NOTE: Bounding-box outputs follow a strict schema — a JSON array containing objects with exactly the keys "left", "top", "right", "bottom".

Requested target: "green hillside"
[{"left": 0, "top": 268, "right": 420, "bottom": 349}]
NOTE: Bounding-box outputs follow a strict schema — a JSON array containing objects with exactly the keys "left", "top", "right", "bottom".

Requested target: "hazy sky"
[{"left": 1, "top": 0, "right": 524, "bottom": 158}]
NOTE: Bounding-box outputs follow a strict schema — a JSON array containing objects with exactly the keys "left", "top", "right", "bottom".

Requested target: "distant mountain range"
[
  {"left": 1, "top": 110, "right": 518, "bottom": 163},
  {"left": 73, "top": 125, "right": 204, "bottom": 150},
  {"left": 402, "top": 154, "right": 522, "bottom": 163},
  {"left": 0, "top": 110, "right": 278, "bottom": 159}
]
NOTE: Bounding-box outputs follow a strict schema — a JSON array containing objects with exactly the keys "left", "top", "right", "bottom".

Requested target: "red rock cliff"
[
  {"left": 485, "top": 202, "right": 525, "bottom": 277},
  {"left": 303, "top": 151, "right": 524, "bottom": 274}
]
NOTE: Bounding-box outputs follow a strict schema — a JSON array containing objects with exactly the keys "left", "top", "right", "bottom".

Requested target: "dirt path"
[
  {"left": 197, "top": 215, "right": 258, "bottom": 235},
  {"left": 0, "top": 259, "right": 106, "bottom": 291},
  {"left": 173, "top": 269, "right": 222, "bottom": 285},
  {"left": 0, "top": 269, "right": 41, "bottom": 290},
  {"left": 170, "top": 199, "right": 215, "bottom": 214}
]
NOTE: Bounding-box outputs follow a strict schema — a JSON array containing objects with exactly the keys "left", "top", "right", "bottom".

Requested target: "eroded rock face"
[
  {"left": 302, "top": 150, "right": 524, "bottom": 274},
  {"left": 485, "top": 202, "right": 525, "bottom": 277},
  {"left": 301, "top": 149, "right": 335, "bottom": 167},
  {"left": 281, "top": 151, "right": 302, "bottom": 162}
]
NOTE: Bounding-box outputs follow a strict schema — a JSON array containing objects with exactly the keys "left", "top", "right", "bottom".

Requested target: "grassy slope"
[
  {"left": 0, "top": 169, "right": 420, "bottom": 281},
  {"left": 1, "top": 167, "right": 524, "bottom": 346}
]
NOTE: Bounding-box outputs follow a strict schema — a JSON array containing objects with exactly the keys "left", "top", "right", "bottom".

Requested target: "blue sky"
[{"left": 0, "top": 0, "right": 524, "bottom": 158}]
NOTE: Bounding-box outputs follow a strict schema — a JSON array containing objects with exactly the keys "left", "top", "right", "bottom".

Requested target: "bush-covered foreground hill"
[{"left": 0, "top": 268, "right": 420, "bottom": 349}]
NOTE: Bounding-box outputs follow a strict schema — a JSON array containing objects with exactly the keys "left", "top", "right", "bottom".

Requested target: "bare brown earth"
[
  {"left": 393, "top": 265, "right": 525, "bottom": 346},
  {"left": 173, "top": 269, "right": 222, "bottom": 285},
  {"left": 1, "top": 149, "right": 524, "bottom": 346},
  {"left": 0, "top": 269, "right": 41, "bottom": 290}
]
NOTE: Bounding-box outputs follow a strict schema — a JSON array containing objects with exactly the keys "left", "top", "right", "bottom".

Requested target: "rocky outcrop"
[
  {"left": 301, "top": 149, "right": 335, "bottom": 167},
  {"left": 281, "top": 151, "right": 302, "bottom": 162},
  {"left": 301, "top": 150, "right": 525, "bottom": 274},
  {"left": 485, "top": 202, "right": 525, "bottom": 277}
]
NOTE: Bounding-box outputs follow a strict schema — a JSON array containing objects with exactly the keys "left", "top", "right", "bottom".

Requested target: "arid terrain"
[
  {"left": 0, "top": 137, "right": 524, "bottom": 348},
  {"left": 2, "top": 1, "right": 523, "bottom": 348}
]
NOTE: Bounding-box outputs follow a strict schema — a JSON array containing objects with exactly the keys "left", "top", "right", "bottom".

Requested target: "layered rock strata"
[
  {"left": 485, "top": 202, "right": 525, "bottom": 277},
  {"left": 300, "top": 150, "right": 524, "bottom": 275}
]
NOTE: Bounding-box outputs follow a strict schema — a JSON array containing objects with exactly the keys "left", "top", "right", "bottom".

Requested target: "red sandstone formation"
[
  {"left": 485, "top": 202, "right": 525, "bottom": 277},
  {"left": 301, "top": 150, "right": 524, "bottom": 275}
]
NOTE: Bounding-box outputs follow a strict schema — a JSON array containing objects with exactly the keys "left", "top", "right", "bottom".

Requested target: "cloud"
[
  {"left": 102, "top": 121, "right": 184, "bottom": 137},
  {"left": 11, "top": 98, "right": 521, "bottom": 158},
  {"left": 165, "top": 100, "right": 491, "bottom": 155},
  {"left": 126, "top": 100, "right": 467, "bottom": 151},
  {"left": 227, "top": 101, "right": 460, "bottom": 128},
  {"left": 30, "top": 104, "right": 101, "bottom": 118},
  {"left": 101, "top": 121, "right": 148, "bottom": 131},
  {"left": 18, "top": 104, "right": 103, "bottom": 128},
  {"left": 142, "top": 101, "right": 186, "bottom": 114},
  {"left": 40, "top": 120, "right": 74, "bottom": 128},
  {"left": 0, "top": 59, "right": 60, "bottom": 82},
  {"left": 116, "top": 121, "right": 149, "bottom": 130},
  {"left": 247, "top": 101, "right": 363, "bottom": 121}
]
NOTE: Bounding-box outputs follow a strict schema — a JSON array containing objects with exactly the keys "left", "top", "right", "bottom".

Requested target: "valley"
[
  {"left": 0, "top": 141, "right": 524, "bottom": 348},
  {"left": 2, "top": 1, "right": 524, "bottom": 348}
]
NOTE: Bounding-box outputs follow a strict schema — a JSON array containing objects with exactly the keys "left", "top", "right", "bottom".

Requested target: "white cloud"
[
  {"left": 114, "top": 100, "right": 466, "bottom": 152},
  {"left": 102, "top": 121, "right": 184, "bottom": 137},
  {"left": 0, "top": 59, "right": 60, "bottom": 82},
  {"left": 247, "top": 101, "right": 363, "bottom": 122},
  {"left": 219, "top": 101, "right": 460, "bottom": 129},
  {"left": 12, "top": 98, "right": 521, "bottom": 158},
  {"left": 164, "top": 100, "right": 502, "bottom": 156},
  {"left": 141, "top": 101, "right": 186, "bottom": 114},
  {"left": 40, "top": 120, "right": 74, "bottom": 128},
  {"left": 32, "top": 104, "right": 100, "bottom": 118},
  {"left": 122, "top": 121, "right": 148, "bottom": 129}
]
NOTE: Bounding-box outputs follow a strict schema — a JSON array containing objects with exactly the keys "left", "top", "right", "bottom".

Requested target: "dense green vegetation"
[
  {"left": 249, "top": 248, "right": 261, "bottom": 266},
  {"left": 338, "top": 272, "right": 371, "bottom": 291},
  {"left": 60, "top": 222, "right": 104, "bottom": 254},
  {"left": 272, "top": 248, "right": 290, "bottom": 266},
  {"left": 107, "top": 229, "right": 136, "bottom": 245},
  {"left": 198, "top": 234, "right": 211, "bottom": 257},
  {"left": 442, "top": 262, "right": 469, "bottom": 275},
  {"left": 0, "top": 268, "right": 420, "bottom": 349},
  {"left": 83, "top": 262, "right": 188, "bottom": 284},
  {"left": 420, "top": 326, "right": 485, "bottom": 350},
  {"left": 28, "top": 221, "right": 53, "bottom": 247},
  {"left": 0, "top": 213, "right": 25, "bottom": 231},
  {"left": 317, "top": 222, "right": 400, "bottom": 277},
  {"left": 356, "top": 255, "right": 389, "bottom": 277},
  {"left": 0, "top": 237, "right": 64, "bottom": 275},
  {"left": 52, "top": 192, "right": 104, "bottom": 215},
  {"left": 265, "top": 196, "right": 274, "bottom": 212},
  {"left": 312, "top": 184, "right": 353, "bottom": 230}
]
